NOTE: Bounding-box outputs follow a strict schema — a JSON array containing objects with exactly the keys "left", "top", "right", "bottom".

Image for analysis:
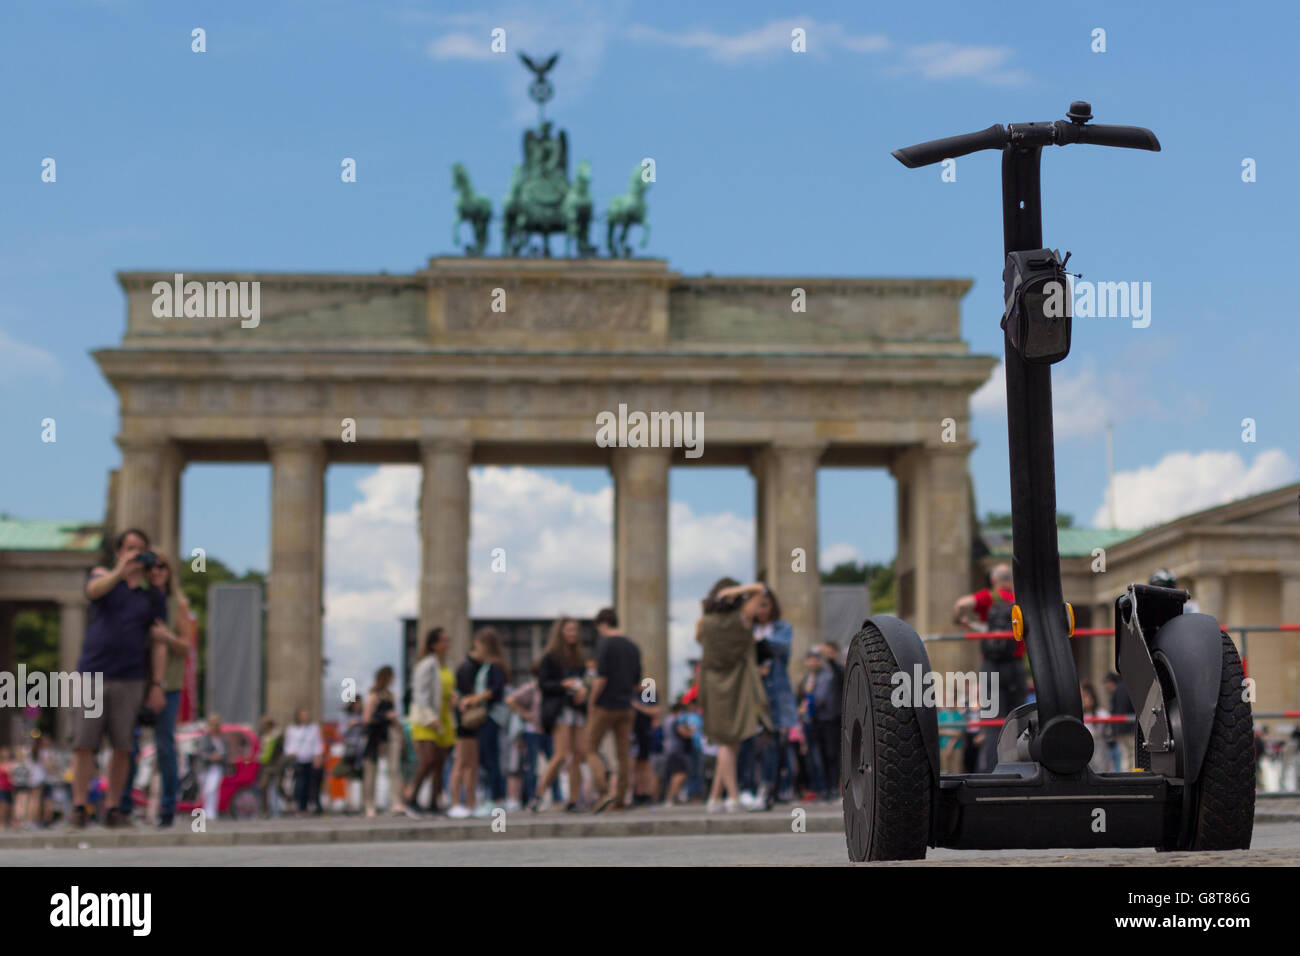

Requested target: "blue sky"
[{"left": 2, "top": 0, "right": 1297, "bottom": 693}]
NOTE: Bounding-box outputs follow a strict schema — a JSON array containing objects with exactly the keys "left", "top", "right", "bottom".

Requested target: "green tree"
[
  {"left": 13, "top": 610, "right": 59, "bottom": 736},
  {"left": 820, "top": 560, "right": 896, "bottom": 614}
]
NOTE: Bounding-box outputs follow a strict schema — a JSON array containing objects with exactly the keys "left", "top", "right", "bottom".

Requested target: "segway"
[{"left": 842, "top": 102, "right": 1255, "bottom": 860}]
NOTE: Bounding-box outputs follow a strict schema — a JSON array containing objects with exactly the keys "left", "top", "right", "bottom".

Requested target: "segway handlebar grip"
[
  {"left": 1055, "top": 121, "right": 1160, "bottom": 152},
  {"left": 891, "top": 124, "right": 1007, "bottom": 168}
]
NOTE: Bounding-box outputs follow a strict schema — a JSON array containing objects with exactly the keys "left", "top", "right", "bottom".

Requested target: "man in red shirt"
[
  {"left": 953, "top": 564, "right": 1024, "bottom": 659},
  {"left": 954, "top": 564, "right": 1028, "bottom": 772}
]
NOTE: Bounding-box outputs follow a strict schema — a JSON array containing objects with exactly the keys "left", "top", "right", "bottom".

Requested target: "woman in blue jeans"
[
  {"left": 751, "top": 588, "right": 797, "bottom": 810},
  {"left": 120, "top": 553, "right": 194, "bottom": 827}
]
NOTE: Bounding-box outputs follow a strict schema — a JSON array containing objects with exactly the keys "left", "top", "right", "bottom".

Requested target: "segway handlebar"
[
  {"left": 891, "top": 124, "right": 1007, "bottom": 168},
  {"left": 891, "top": 102, "right": 1160, "bottom": 168}
]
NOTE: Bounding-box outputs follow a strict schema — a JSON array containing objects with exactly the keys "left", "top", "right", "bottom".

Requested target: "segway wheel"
[
  {"left": 1135, "top": 630, "right": 1254, "bottom": 850},
  {"left": 842, "top": 622, "right": 931, "bottom": 861}
]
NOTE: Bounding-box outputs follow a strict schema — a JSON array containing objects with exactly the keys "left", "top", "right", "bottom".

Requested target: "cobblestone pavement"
[{"left": 1, "top": 816, "right": 1296, "bottom": 867}]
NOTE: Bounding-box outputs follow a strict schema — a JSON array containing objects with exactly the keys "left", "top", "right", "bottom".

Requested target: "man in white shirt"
[{"left": 283, "top": 709, "right": 324, "bottom": 815}]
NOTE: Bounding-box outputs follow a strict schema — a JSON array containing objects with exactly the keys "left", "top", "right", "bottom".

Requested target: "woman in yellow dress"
[{"left": 406, "top": 627, "right": 456, "bottom": 813}]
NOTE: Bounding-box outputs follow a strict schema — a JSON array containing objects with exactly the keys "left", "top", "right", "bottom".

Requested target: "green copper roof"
[
  {"left": 0, "top": 518, "right": 102, "bottom": 552},
  {"left": 980, "top": 525, "right": 1139, "bottom": 559}
]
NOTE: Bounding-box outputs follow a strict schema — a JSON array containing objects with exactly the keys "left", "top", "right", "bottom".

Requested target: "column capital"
[
  {"left": 418, "top": 437, "right": 473, "bottom": 458},
  {"left": 267, "top": 438, "right": 326, "bottom": 459},
  {"left": 921, "top": 439, "right": 977, "bottom": 456},
  {"left": 115, "top": 434, "right": 167, "bottom": 454}
]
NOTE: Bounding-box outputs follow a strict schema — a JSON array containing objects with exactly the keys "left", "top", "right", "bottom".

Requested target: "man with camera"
[{"left": 69, "top": 528, "right": 170, "bottom": 828}]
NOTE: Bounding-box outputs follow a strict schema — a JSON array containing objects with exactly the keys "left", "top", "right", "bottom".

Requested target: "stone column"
[
  {"left": 1278, "top": 574, "right": 1300, "bottom": 712},
  {"left": 891, "top": 443, "right": 975, "bottom": 676},
  {"left": 419, "top": 439, "right": 472, "bottom": 664},
  {"left": 751, "top": 457, "right": 769, "bottom": 581},
  {"left": 755, "top": 443, "right": 823, "bottom": 667},
  {"left": 1193, "top": 574, "right": 1226, "bottom": 622},
  {"left": 267, "top": 441, "right": 325, "bottom": 724},
  {"left": 115, "top": 438, "right": 165, "bottom": 541},
  {"left": 158, "top": 442, "right": 185, "bottom": 567},
  {"left": 611, "top": 447, "right": 670, "bottom": 696},
  {"left": 57, "top": 601, "right": 86, "bottom": 744}
]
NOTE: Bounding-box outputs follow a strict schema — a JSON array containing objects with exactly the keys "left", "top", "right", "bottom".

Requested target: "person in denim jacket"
[{"left": 750, "top": 587, "right": 797, "bottom": 809}]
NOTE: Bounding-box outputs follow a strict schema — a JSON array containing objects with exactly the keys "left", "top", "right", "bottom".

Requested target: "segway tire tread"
[
  {"left": 1188, "top": 630, "right": 1254, "bottom": 850},
  {"left": 844, "top": 623, "right": 931, "bottom": 861}
]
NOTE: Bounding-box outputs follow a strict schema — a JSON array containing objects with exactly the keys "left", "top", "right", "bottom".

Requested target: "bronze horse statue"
[
  {"left": 606, "top": 165, "right": 651, "bottom": 257},
  {"left": 452, "top": 162, "right": 491, "bottom": 256}
]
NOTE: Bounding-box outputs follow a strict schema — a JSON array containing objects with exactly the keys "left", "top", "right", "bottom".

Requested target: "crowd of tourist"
[{"left": 3, "top": 530, "right": 1298, "bottom": 831}]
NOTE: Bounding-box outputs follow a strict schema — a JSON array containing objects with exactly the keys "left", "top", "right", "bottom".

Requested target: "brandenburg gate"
[{"left": 94, "top": 258, "right": 993, "bottom": 720}]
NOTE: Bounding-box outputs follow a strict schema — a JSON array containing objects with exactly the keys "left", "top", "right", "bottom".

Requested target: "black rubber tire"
[
  {"left": 1134, "top": 630, "right": 1254, "bottom": 850},
  {"left": 842, "top": 622, "right": 931, "bottom": 861}
]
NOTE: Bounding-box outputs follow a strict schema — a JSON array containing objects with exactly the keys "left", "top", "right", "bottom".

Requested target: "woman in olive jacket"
[{"left": 696, "top": 578, "right": 772, "bottom": 812}]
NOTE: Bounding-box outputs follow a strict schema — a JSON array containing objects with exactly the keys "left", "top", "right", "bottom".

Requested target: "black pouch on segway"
[
  {"left": 981, "top": 600, "right": 1017, "bottom": 662},
  {"left": 1001, "top": 248, "right": 1072, "bottom": 364}
]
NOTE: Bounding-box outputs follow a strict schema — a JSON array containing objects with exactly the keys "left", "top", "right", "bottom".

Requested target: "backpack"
[{"left": 981, "top": 593, "right": 1017, "bottom": 662}]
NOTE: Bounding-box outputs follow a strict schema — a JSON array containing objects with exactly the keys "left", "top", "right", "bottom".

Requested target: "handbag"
[
  {"left": 460, "top": 663, "right": 491, "bottom": 730},
  {"left": 410, "top": 702, "right": 436, "bottom": 727}
]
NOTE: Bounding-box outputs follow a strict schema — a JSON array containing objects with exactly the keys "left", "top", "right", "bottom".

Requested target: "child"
[{"left": 197, "top": 714, "right": 227, "bottom": 820}]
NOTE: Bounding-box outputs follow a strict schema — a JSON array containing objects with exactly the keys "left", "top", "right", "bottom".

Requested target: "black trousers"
[{"left": 813, "top": 718, "right": 840, "bottom": 796}]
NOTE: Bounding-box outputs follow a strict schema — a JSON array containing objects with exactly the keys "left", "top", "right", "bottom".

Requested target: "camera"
[{"left": 136, "top": 550, "right": 158, "bottom": 569}]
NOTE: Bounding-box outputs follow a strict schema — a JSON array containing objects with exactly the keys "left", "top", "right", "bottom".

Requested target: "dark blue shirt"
[{"left": 76, "top": 577, "right": 166, "bottom": 680}]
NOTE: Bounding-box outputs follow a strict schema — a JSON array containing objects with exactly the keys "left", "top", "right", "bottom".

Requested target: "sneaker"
[
  {"left": 156, "top": 814, "right": 174, "bottom": 829},
  {"left": 563, "top": 802, "right": 581, "bottom": 813},
  {"left": 471, "top": 804, "right": 494, "bottom": 819},
  {"left": 706, "top": 798, "right": 723, "bottom": 813},
  {"left": 738, "top": 790, "right": 757, "bottom": 810},
  {"left": 504, "top": 799, "right": 522, "bottom": 812},
  {"left": 526, "top": 797, "right": 542, "bottom": 813},
  {"left": 446, "top": 804, "right": 471, "bottom": 819},
  {"left": 723, "top": 798, "right": 740, "bottom": 813},
  {"left": 396, "top": 804, "right": 420, "bottom": 820},
  {"left": 70, "top": 805, "right": 88, "bottom": 829}
]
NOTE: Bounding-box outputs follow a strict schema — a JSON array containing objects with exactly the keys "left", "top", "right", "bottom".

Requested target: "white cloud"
[
  {"left": 624, "top": 21, "right": 1026, "bottom": 85},
  {"left": 322, "top": 463, "right": 756, "bottom": 710},
  {"left": 0, "top": 330, "right": 61, "bottom": 384},
  {"left": 427, "top": 33, "right": 497, "bottom": 61},
  {"left": 625, "top": 19, "right": 888, "bottom": 62},
  {"left": 821, "top": 541, "right": 865, "bottom": 570},
  {"left": 1091, "top": 448, "right": 1299, "bottom": 529},
  {"left": 891, "top": 41, "right": 1030, "bottom": 87},
  {"left": 972, "top": 359, "right": 1162, "bottom": 439}
]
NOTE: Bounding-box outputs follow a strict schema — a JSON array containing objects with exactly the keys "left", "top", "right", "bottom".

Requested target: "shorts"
[
  {"left": 73, "top": 678, "right": 146, "bottom": 752},
  {"left": 554, "top": 706, "right": 586, "bottom": 728},
  {"left": 665, "top": 750, "right": 693, "bottom": 778},
  {"left": 633, "top": 711, "right": 654, "bottom": 760},
  {"left": 0, "top": 791, "right": 11, "bottom": 805}
]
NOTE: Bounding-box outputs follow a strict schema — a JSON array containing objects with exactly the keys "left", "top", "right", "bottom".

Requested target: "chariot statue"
[{"left": 451, "top": 50, "right": 645, "bottom": 259}]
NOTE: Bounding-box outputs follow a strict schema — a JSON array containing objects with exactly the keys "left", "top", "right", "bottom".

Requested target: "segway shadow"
[{"left": 842, "top": 102, "right": 1255, "bottom": 861}]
